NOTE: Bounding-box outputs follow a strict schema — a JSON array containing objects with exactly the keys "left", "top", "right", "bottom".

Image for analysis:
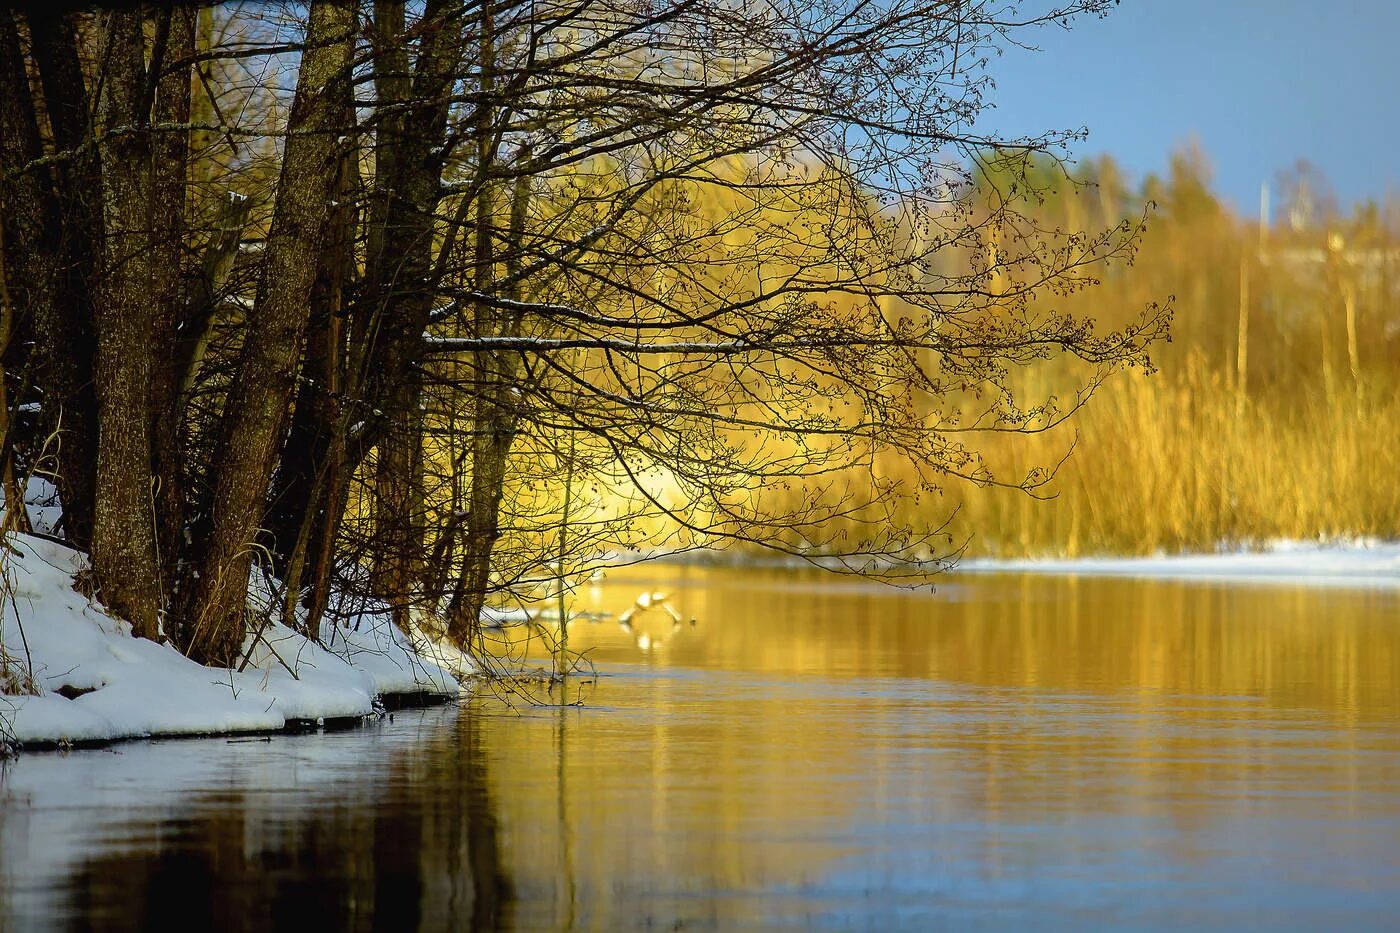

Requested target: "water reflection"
[
  {"left": 557, "top": 566, "right": 1400, "bottom": 719},
  {"left": 0, "top": 710, "right": 510, "bottom": 932},
  {"left": 1, "top": 567, "right": 1398, "bottom": 929}
]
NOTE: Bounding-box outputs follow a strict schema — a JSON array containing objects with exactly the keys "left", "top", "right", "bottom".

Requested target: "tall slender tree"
[{"left": 176, "top": 0, "right": 356, "bottom": 663}]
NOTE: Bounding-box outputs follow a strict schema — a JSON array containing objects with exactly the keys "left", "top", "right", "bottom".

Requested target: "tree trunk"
[
  {"left": 264, "top": 75, "right": 356, "bottom": 580},
  {"left": 89, "top": 11, "right": 163, "bottom": 640},
  {"left": 351, "top": 0, "right": 461, "bottom": 627},
  {"left": 446, "top": 143, "right": 533, "bottom": 647},
  {"left": 373, "top": 385, "right": 426, "bottom": 631},
  {"left": 173, "top": 190, "right": 253, "bottom": 411},
  {"left": 2, "top": 11, "right": 100, "bottom": 546},
  {"left": 0, "top": 196, "right": 31, "bottom": 534},
  {"left": 447, "top": 375, "right": 517, "bottom": 646},
  {"left": 149, "top": 7, "right": 194, "bottom": 594},
  {"left": 176, "top": 0, "right": 354, "bottom": 665},
  {"left": 265, "top": 0, "right": 461, "bottom": 641},
  {"left": 270, "top": 134, "right": 354, "bottom": 640}
]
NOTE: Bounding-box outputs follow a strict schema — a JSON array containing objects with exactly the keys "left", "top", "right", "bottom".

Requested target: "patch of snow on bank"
[
  {"left": 0, "top": 533, "right": 458, "bottom": 747},
  {"left": 955, "top": 540, "right": 1400, "bottom": 588},
  {"left": 0, "top": 477, "right": 63, "bottom": 536},
  {"left": 479, "top": 604, "right": 535, "bottom": 627}
]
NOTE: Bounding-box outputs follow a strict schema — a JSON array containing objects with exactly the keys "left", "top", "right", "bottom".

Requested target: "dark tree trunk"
[
  {"left": 446, "top": 79, "right": 533, "bottom": 648},
  {"left": 264, "top": 63, "right": 356, "bottom": 572},
  {"left": 277, "top": 0, "right": 461, "bottom": 631},
  {"left": 2, "top": 11, "right": 100, "bottom": 547},
  {"left": 269, "top": 130, "right": 355, "bottom": 641},
  {"left": 173, "top": 190, "right": 252, "bottom": 412},
  {"left": 89, "top": 10, "right": 163, "bottom": 640},
  {"left": 149, "top": 7, "right": 194, "bottom": 595},
  {"left": 360, "top": 0, "right": 413, "bottom": 618},
  {"left": 364, "top": 0, "right": 463, "bottom": 632},
  {"left": 0, "top": 169, "right": 30, "bottom": 535},
  {"left": 447, "top": 191, "right": 530, "bottom": 646},
  {"left": 447, "top": 371, "right": 517, "bottom": 645},
  {"left": 176, "top": 0, "right": 354, "bottom": 666},
  {"left": 0, "top": 10, "right": 60, "bottom": 375},
  {"left": 373, "top": 385, "right": 426, "bottom": 631}
]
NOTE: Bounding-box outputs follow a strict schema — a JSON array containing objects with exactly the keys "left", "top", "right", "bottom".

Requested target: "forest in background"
[
  {"left": 624, "top": 144, "right": 1400, "bottom": 560},
  {"left": 899, "top": 149, "right": 1400, "bottom": 557}
]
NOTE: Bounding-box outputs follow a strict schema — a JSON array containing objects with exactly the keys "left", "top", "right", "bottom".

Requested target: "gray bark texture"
[
  {"left": 149, "top": 7, "right": 194, "bottom": 595},
  {"left": 364, "top": 0, "right": 462, "bottom": 630},
  {"left": 446, "top": 38, "right": 527, "bottom": 646}
]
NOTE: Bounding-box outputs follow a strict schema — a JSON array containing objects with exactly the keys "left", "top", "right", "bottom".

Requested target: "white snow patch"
[
  {"left": 0, "top": 532, "right": 461, "bottom": 747},
  {"left": 0, "top": 477, "right": 64, "bottom": 537},
  {"left": 955, "top": 539, "right": 1400, "bottom": 588},
  {"left": 479, "top": 604, "right": 535, "bottom": 627}
]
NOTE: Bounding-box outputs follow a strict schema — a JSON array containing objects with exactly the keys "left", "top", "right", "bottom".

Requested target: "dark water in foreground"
[{"left": 2, "top": 566, "right": 1399, "bottom": 930}]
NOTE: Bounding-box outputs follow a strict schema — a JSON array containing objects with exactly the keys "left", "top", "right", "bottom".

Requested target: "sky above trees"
[{"left": 981, "top": 0, "right": 1400, "bottom": 214}]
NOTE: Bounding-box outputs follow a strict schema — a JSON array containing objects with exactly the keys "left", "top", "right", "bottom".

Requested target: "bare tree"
[
  {"left": 176, "top": 0, "right": 356, "bottom": 663},
  {"left": 0, "top": 0, "right": 1162, "bottom": 669}
]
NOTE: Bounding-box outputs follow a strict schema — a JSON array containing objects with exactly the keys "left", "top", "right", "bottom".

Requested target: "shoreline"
[
  {"left": 1, "top": 532, "right": 466, "bottom": 752},
  {"left": 12, "top": 690, "right": 456, "bottom": 754},
  {"left": 612, "top": 539, "right": 1400, "bottom": 588},
  {"left": 9, "top": 534, "right": 1397, "bottom": 751}
]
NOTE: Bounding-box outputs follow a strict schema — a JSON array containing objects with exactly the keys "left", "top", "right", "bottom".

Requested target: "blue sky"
[{"left": 980, "top": 0, "right": 1400, "bottom": 215}]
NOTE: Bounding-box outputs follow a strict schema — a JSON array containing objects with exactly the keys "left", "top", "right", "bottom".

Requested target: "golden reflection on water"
[
  {"left": 526, "top": 565, "right": 1400, "bottom": 717},
  {"left": 4, "top": 567, "right": 1398, "bottom": 930},
  {"left": 470, "top": 566, "right": 1400, "bottom": 929}
]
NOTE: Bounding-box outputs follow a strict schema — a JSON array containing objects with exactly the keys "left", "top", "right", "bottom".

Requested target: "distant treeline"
[{"left": 814, "top": 148, "right": 1400, "bottom": 556}]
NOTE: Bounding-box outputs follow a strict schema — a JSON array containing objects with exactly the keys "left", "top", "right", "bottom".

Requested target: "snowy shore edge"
[
  {"left": 954, "top": 540, "right": 1400, "bottom": 588},
  {"left": 628, "top": 540, "right": 1400, "bottom": 588},
  {"left": 1, "top": 533, "right": 464, "bottom": 750}
]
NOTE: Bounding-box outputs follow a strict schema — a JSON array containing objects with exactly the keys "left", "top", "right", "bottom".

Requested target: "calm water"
[{"left": 2, "top": 566, "right": 1399, "bottom": 930}]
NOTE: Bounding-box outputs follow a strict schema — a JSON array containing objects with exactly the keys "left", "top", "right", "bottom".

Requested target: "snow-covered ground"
[
  {"left": 0, "top": 532, "right": 463, "bottom": 749},
  {"left": 955, "top": 539, "right": 1400, "bottom": 588}
]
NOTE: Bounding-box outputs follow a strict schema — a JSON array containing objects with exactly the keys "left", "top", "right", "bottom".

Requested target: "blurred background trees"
[{"left": 858, "top": 147, "right": 1400, "bottom": 557}]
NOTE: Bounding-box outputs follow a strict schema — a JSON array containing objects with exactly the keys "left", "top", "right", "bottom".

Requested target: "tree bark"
[
  {"left": 173, "top": 190, "right": 252, "bottom": 411},
  {"left": 0, "top": 194, "right": 31, "bottom": 535},
  {"left": 373, "top": 385, "right": 426, "bottom": 631},
  {"left": 264, "top": 53, "right": 357, "bottom": 575},
  {"left": 270, "top": 128, "right": 355, "bottom": 641},
  {"left": 445, "top": 145, "right": 533, "bottom": 648},
  {"left": 359, "top": 0, "right": 464, "bottom": 634},
  {"left": 447, "top": 375, "right": 517, "bottom": 646},
  {"left": 2, "top": 11, "right": 100, "bottom": 547},
  {"left": 272, "top": 0, "right": 461, "bottom": 632},
  {"left": 176, "top": 0, "right": 354, "bottom": 665},
  {"left": 149, "top": 7, "right": 194, "bottom": 594},
  {"left": 89, "top": 10, "right": 163, "bottom": 640}
]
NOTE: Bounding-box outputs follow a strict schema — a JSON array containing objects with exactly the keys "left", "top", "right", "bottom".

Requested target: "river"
[{"left": 2, "top": 565, "right": 1398, "bottom": 930}]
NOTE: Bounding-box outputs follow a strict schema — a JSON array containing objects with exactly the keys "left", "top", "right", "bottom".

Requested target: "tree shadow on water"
[{"left": 59, "top": 714, "right": 512, "bottom": 932}]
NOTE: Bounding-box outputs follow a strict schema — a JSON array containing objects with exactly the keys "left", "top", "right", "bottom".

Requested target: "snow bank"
[
  {"left": 955, "top": 539, "right": 1400, "bottom": 588},
  {"left": 0, "top": 533, "right": 460, "bottom": 748}
]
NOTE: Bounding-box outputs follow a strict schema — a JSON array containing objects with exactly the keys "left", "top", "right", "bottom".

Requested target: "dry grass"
[{"left": 923, "top": 355, "right": 1400, "bottom": 557}]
